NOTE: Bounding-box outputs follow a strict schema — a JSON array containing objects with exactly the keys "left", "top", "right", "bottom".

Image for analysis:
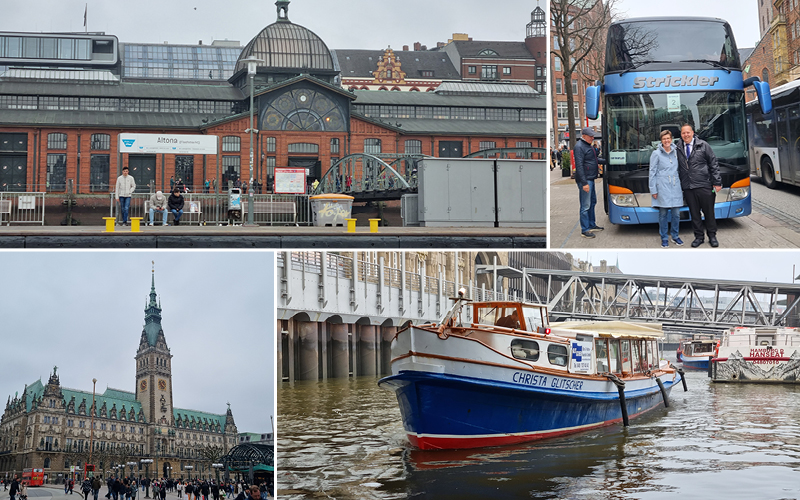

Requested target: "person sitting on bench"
[{"left": 168, "top": 188, "right": 184, "bottom": 225}]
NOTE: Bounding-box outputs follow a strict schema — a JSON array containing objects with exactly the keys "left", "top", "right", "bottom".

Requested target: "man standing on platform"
[
  {"left": 574, "top": 127, "right": 605, "bottom": 239},
  {"left": 115, "top": 166, "right": 136, "bottom": 226},
  {"left": 677, "top": 123, "right": 722, "bottom": 247}
]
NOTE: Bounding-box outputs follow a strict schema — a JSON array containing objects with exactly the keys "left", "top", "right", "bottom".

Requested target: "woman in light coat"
[{"left": 649, "top": 129, "right": 684, "bottom": 247}]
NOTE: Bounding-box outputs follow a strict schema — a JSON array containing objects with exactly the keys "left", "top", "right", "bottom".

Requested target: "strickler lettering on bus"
[{"left": 632, "top": 75, "right": 720, "bottom": 89}]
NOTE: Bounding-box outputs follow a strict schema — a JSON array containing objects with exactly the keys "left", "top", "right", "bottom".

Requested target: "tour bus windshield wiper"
[
  {"left": 620, "top": 60, "right": 670, "bottom": 75},
  {"left": 680, "top": 59, "right": 732, "bottom": 74}
]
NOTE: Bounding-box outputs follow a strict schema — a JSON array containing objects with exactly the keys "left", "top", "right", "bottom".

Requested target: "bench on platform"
[
  {"left": 0, "top": 199, "right": 10, "bottom": 226},
  {"left": 242, "top": 200, "right": 297, "bottom": 225},
  {"left": 144, "top": 200, "right": 202, "bottom": 225}
]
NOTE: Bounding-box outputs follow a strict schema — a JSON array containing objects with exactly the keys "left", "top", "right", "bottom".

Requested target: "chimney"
[
  {"left": 421, "top": 45, "right": 427, "bottom": 51},
  {"left": 403, "top": 45, "right": 409, "bottom": 51},
  {"left": 414, "top": 42, "right": 421, "bottom": 51},
  {"left": 436, "top": 42, "right": 445, "bottom": 48},
  {"left": 198, "top": 40, "right": 203, "bottom": 45},
  {"left": 599, "top": 260, "right": 607, "bottom": 272}
]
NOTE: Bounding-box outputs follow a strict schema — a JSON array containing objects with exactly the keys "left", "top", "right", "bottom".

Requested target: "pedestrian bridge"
[{"left": 312, "top": 148, "right": 545, "bottom": 202}]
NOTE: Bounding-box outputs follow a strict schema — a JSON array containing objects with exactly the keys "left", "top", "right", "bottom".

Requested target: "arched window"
[
  {"left": 222, "top": 136, "right": 241, "bottom": 152},
  {"left": 762, "top": 68, "right": 769, "bottom": 84},
  {"left": 90, "top": 133, "right": 110, "bottom": 150},
  {"left": 478, "top": 49, "right": 499, "bottom": 56},
  {"left": 364, "top": 139, "right": 381, "bottom": 154},
  {"left": 44, "top": 457, "right": 51, "bottom": 468},
  {"left": 47, "top": 133, "right": 67, "bottom": 150}
]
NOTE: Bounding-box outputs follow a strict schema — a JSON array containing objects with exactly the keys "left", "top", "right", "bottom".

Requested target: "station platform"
[{"left": 0, "top": 226, "right": 546, "bottom": 249}]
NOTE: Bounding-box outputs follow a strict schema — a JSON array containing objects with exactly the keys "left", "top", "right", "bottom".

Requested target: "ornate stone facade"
[{"left": 0, "top": 272, "right": 238, "bottom": 480}]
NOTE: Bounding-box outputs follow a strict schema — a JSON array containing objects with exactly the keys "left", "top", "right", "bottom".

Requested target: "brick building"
[
  {"left": 0, "top": 272, "right": 237, "bottom": 480},
  {"left": 0, "top": 1, "right": 543, "bottom": 197}
]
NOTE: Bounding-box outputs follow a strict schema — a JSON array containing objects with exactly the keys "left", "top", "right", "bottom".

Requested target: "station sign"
[
  {"left": 274, "top": 168, "right": 307, "bottom": 194},
  {"left": 119, "top": 134, "right": 218, "bottom": 155}
]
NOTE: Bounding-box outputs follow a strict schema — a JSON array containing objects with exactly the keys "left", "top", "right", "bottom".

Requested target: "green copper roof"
[
  {"left": 143, "top": 270, "right": 164, "bottom": 346},
  {"left": 23, "top": 379, "right": 45, "bottom": 412},
  {"left": 60, "top": 387, "right": 143, "bottom": 419},
  {"left": 174, "top": 407, "right": 227, "bottom": 432}
]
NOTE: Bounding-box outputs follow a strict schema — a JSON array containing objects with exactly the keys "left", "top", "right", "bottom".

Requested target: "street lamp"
[
  {"left": 89, "top": 379, "right": 96, "bottom": 470},
  {"left": 240, "top": 55, "right": 264, "bottom": 227},
  {"left": 211, "top": 464, "right": 223, "bottom": 483},
  {"left": 127, "top": 462, "right": 136, "bottom": 479},
  {"left": 184, "top": 465, "right": 193, "bottom": 481},
  {"left": 140, "top": 459, "right": 153, "bottom": 498},
  {"left": 165, "top": 466, "right": 172, "bottom": 479}
]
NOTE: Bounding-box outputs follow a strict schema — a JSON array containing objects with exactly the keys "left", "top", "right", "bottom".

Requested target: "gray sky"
[
  {"left": 1, "top": 0, "right": 537, "bottom": 49},
  {"left": 577, "top": 250, "right": 800, "bottom": 284},
  {"left": 0, "top": 251, "right": 275, "bottom": 435},
  {"left": 616, "top": 0, "right": 761, "bottom": 49}
]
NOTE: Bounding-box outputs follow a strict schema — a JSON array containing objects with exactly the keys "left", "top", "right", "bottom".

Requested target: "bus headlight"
[
  {"left": 728, "top": 186, "right": 749, "bottom": 201},
  {"left": 610, "top": 193, "right": 637, "bottom": 207},
  {"left": 728, "top": 178, "right": 751, "bottom": 202}
]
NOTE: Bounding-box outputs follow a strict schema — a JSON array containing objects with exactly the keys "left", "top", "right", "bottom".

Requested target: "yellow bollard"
[
  {"left": 369, "top": 218, "right": 380, "bottom": 233},
  {"left": 103, "top": 217, "right": 116, "bottom": 232},
  {"left": 130, "top": 217, "right": 143, "bottom": 232},
  {"left": 346, "top": 218, "right": 357, "bottom": 233}
]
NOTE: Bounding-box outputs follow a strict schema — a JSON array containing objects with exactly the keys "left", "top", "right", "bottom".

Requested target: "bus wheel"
[{"left": 762, "top": 157, "right": 778, "bottom": 189}]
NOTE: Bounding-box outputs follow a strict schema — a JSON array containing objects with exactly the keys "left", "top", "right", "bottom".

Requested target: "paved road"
[{"left": 550, "top": 167, "right": 800, "bottom": 249}]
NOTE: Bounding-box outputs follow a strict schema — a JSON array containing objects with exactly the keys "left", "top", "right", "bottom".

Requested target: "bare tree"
[{"left": 551, "top": 0, "right": 617, "bottom": 149}]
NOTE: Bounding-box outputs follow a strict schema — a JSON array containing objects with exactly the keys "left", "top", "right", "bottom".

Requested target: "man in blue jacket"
[{"left": 574, "top": 127, "right": 605, "bottom": 238}]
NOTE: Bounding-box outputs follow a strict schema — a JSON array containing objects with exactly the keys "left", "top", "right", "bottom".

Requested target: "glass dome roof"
[{"left": 235, "top": 1, "right": 334, "bottom": 74}]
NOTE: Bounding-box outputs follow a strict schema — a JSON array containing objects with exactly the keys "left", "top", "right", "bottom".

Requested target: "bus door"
[
  {"left": 789, "top": 106, "right": 800, "bottom": 184},
  {"left": 777, "top": 108, "right": 792, "bottom": 183}
]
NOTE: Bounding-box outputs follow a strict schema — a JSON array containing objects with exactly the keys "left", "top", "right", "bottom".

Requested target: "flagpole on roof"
[{"left": 84, "top": 3, "right": 88, "bottom": 34}]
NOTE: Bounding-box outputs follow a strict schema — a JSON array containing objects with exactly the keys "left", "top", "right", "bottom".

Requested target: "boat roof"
[{"left": 549, "top": 320, "right": 664, "bottom": 338}]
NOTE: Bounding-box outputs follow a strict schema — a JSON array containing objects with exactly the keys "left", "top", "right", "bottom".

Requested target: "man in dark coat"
[
  {"left": 574, "top": 127, "right": 606, "bottom": 238},
  {"left": 9, "top": 476, "right": 19, "bottom": 500},
  {"left": 677, "top": 123, "right": 722, "bottom": 247},
  {"left": 168, "top": 188, "right": 185, "bottom": 226}
]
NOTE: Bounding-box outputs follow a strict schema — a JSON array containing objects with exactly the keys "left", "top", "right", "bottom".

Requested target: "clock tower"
[{"left": 135, "top": 265, "right": 175, "bottom": 428}]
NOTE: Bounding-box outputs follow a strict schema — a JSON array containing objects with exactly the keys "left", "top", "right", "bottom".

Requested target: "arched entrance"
[{"left": 162, "top": 461, "right": 172, "bottom": 479}]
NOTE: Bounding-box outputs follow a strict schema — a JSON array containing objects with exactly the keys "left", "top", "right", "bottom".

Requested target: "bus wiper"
[
  {"left": 679, "top": 59, "right": 732, "bottom": 74},
  {"left": 620, "top": 60, "right": 670, "bottom": 75}
]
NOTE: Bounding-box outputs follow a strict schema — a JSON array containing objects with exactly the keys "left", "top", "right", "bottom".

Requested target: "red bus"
[{"left": 22, "top": 468, "right": 44, "bottom": 486}]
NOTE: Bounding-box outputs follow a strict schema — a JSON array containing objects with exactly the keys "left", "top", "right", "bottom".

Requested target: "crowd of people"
[{"left": 1, "top": 475, "right": 273, "bottom": 500}]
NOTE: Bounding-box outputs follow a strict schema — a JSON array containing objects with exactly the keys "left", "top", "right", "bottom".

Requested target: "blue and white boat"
[
  {"left": 378, "top": 295, "right": 684, "bottom": 450},
  {"left": 676, "top": 335, "right": 718, "bottom": 371}
]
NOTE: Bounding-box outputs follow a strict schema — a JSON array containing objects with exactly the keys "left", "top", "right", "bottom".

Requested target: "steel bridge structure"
[
  {"left": 515, "top": 269, "right": 800, "bottom": 333},
  {"left": 313, "top": 148, "right": 545, "bottom": 202}
]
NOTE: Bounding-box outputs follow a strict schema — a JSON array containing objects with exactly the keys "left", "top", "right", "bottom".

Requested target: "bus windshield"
[
  {"left": 606, "top": 20, "right": 740, "bottom": 73},
  {"left": 606, "top": 91, "right": 747, "bottom": 174}
]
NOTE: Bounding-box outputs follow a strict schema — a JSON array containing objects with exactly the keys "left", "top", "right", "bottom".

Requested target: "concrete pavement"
[{"left": 549, "top": 167, "right": 800, "bottom": 249}]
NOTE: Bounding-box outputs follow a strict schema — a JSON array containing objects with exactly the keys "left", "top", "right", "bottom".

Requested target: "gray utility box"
[
  {"left": 401, "top": 194, "right": 420, "bottom": 226},
  {"left": 416, "top": 158, "right": 546, "bottom": 227}
]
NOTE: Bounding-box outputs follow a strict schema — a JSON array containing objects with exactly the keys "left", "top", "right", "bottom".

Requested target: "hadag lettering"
[
  {"left": 632, "top": 75, "right": 720, "bottom": 90},
  {"left": 512, "top": 372, "right": 548, "bottom": 387}
]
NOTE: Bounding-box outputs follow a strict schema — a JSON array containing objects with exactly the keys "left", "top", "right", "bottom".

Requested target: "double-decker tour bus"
[
  {"left": 585, "top": 17, "right": 772, "bottom": 224},
  {"left": 22, "top": 468, "right": 44, "bottom": 486},
  {"left": 746, "top": 79, "right": 800, "bottom": 189}
]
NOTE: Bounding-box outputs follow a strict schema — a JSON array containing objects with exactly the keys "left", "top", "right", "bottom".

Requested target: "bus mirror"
[
  {"left": 586, "top": 85, "right": 600, "bottom": 120},
  {"left": 754, "top": 81, "right": 773, "bottom": 114}
]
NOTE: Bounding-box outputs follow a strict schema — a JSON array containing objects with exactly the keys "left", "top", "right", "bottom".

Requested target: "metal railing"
[
  {"left": 0, "top": 192, "right": 46, "bottom": 225},
  {"left": 109, "top": 192, "right": 312, "bottom": 225}
]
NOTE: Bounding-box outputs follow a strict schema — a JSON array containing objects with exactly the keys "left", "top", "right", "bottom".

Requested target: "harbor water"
[{"left": 277, "top": 370, "right": 800, "bottom": 499}]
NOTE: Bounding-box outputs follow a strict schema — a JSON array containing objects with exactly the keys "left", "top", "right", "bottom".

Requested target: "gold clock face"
[
  {"left": 140, "top": 380, "right": 147, "bottom": 391},
  {"left": 158, "top": 379, "right": 166, "bottom": 390}
]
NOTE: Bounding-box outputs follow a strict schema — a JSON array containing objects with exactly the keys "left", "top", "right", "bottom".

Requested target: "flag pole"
[{"left": 84, "top": 3, "right": 87, "bottom": 33}]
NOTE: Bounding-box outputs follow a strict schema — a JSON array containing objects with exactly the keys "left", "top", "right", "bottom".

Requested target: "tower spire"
[{"left": 142, "top": 263, "right": 164, "bottom": 346}]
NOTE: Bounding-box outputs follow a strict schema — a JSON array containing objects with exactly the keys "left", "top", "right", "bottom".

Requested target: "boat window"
[
  {"left": 694, "top": 343, "right": 714, "bottom": 354},
  {"left": 476, "top": 306, "right": 502, "bottom": 326},
  {"left": 595, "top": 338, "right": 609, "bottom": 373},
  {"left": 646, "top": 341, "right": 656, "bottom": 370},
  {"left": 609, "top": 339, "right": 621, "bottom": 373},
  {"left": 621, "top": 340, "right": 633, "bottom": 373},
  {"left": 547, "top": 344, "right": 568, "bottom": 366},
  {"left": 511, "top": 339, "right": 540, "bottom": 361},
  {"left": 523, "top": 306, "right": 545, "bottom": 332}
]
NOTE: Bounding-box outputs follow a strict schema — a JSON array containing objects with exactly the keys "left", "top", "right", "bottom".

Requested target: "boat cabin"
[{"left": 472, "top": 301, "right": 548, "bottom": 333}]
